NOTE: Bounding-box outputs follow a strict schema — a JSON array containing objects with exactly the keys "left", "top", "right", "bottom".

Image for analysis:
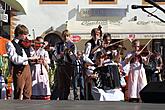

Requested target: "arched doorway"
[{"left": 44, "top": 31, "right": 62, "bottom": 47}]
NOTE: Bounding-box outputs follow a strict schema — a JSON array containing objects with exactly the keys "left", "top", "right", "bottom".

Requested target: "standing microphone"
[
  {"left": 131, "top": 5, "right": 153, "bottom": 9},
  {"left": 145, "top": 0, "right": 165, "bottom": 13}
]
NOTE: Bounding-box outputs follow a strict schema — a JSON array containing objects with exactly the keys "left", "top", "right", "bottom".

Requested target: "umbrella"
[{"left": 1, "top": 0, "right": 26, "bottom": 14}]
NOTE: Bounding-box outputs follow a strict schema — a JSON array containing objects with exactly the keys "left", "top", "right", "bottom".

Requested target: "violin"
[
  {"left": 19, "top": 38, "right": 35, "bottom": 48},
  {"left": 33, "top": 41, "right": 49, "bottom": 50},
  {"left": 137, "top": 45, "right": 152, "bottom": 57}
]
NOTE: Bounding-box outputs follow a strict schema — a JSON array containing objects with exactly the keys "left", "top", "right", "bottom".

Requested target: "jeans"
[{"left": 72, "top": 73, "right": 85, "bottom": 100}]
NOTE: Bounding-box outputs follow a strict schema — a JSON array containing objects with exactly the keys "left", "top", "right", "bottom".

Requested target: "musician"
[
  {"left": 95, "top": 33, "right": 123, "bottom": 66},
  {"left": 144, "top": 50, "right": 163, "bottom": 82},
  {"left": 95, "top": 33, "right": 125, "bottom": 65},
  {"left": 94, "top": 35, "right": 126, "bottom": 100},
  {"left": 83, "top": 28, "right": 101, "bottom": 100},
  {"left": 87, "top": 33, "right": 124, "bottom": 101},
  {"left": 93, "top": 33, "right": 112, "bottom": 67},
  {"left": 83, "top": 28, "right": 101, "bottom": 65},
  {"left": 154, "top": 50, "right": 163, "bottom": 81},
  {"left": 124, "top": 39, "right": 147, "bottom": 102},
  {"left": 99, "top": 33, "right": 112, "bottom": 63},
  {"left": 91, "top": 51, "right": 124, "bottom": 101},
  {"left": 30, "top": 36, "right": 51, "bottom": 100},
  {"left": 52, "top": 29, "right": 77, "bottom": 100},
  {"left": 102, "top": 33, "right": 112, "bottom": 49},
  {"left": 6, "top": 24, "right": 36, "bottom": 99}
]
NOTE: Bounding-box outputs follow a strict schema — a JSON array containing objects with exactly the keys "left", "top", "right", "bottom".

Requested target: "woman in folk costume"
[
  {"left": 30, "top": 36, "right": 51, "bottom": 100},
  {"left": 125, "top": 39, "right": 147, "bottom": 102}
]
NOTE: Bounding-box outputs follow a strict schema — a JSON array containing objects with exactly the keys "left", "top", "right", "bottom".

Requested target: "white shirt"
[
  {"left": 83, "top": 42, "right": 101, "bottom": 64},
  {"left": 6, "top": 39, "right": 28, "bottom": 65},
  {"left": 30, "top": 47, "right": 50, "bottom": 64}
]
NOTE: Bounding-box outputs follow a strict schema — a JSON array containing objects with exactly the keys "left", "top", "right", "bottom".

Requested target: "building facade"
[{"left": 1, "top": 0, "right": 165, "bottom": 58}]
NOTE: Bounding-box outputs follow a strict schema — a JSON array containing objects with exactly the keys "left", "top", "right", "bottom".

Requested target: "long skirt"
[{"left": 31, "top": 64, "right": 51, "bottom": 99}]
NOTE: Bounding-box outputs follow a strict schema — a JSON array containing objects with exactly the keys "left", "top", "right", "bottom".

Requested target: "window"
[
  {"left": 89, "top": 0, "right": 117, "bottom": 4},
  {"left": 143, "top": 0, "right": 165, "bottom": 4},
  {"left": 40, "top": 0, "right": 68, "bottom": 4}
]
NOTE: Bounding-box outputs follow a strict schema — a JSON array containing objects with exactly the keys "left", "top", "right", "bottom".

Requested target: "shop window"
[
  {"left": 143, "top": 0, "right": 165, "bottom": 4},
  {"left": 89, "top": 0, "right": 117, "bottom": 4},
  {"left": 40, "top": 0, "right": 68, "bottom": 4}
]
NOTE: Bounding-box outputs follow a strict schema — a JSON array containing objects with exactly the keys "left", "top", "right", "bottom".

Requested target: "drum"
[{"left": 94, "top": 64, "right": 120, "bottom": 90}]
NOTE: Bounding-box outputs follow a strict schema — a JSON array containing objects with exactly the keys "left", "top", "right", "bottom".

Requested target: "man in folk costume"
[
  {"left": 6, "top": 24, "right": 37, "bottom": 99},
  {"left": 83, "top": 28, "right": 101, "bottom": 100},
  {"left": 83, "top": 28, "right": 101, "bottom": 65},
  {"left": 52, "top": 29, "right": 77, "bottom": 100}
]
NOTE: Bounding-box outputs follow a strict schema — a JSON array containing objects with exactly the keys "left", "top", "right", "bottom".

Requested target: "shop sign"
[{"left": 70, "top": 35, "right": 81, "bottom": 42}]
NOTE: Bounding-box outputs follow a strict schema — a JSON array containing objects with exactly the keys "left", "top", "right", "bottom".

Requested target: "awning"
[
  {"left": 67, "top": 20, "right": 165, "bottom": 39},
  {"left": 1, "top": 0, "right": 26, "bottom": 14}
]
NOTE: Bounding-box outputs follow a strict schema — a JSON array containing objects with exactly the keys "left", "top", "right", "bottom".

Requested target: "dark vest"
[
  {"left": 85, "top": 39, "right": 100, "bottom": 60},
  {"left": 11, "top": 40, "right": 23, "bottom": 56},
  {"left": 11, "top": 40, "right": 24, "bottom": 70}
]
